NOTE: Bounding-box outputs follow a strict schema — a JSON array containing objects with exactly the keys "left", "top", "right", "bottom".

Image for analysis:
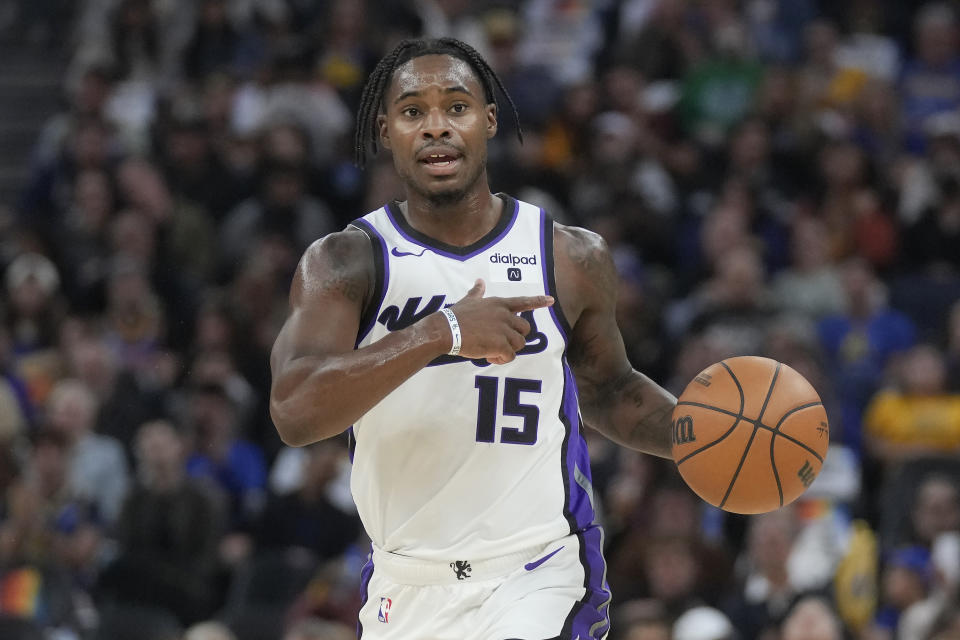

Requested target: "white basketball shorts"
[{"left": 357, "top": 526, "right": 611, "bottom": 640}]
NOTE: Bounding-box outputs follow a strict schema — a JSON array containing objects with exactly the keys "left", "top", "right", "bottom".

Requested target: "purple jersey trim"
[
  {"left": 566, "top": 525, "right": 612, "bottom": 639},
  {"left": 357, "top": 551, "right": 375, "bottom": 639}
]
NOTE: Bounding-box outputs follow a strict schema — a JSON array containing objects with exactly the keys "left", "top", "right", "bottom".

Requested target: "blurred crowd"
[{"left": 1, "top": 0, "right": 960, "bottom": 639}]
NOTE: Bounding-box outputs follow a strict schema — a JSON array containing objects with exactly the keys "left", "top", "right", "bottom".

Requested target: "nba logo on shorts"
[
  {"left": 507, "top": 267, "right": 522, "bottom": 281},
  {"left": 378, "top": 597, "right": 392, "bottom": 623}
]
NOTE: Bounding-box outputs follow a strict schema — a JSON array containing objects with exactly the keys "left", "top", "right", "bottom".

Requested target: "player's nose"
[{"left": 422, "top": 108, "right": 451, "bottom": 139}]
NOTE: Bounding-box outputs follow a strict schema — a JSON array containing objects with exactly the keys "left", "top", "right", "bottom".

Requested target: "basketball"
[{"left": 671, "top": 356, "right": 829, "bottom": 514}]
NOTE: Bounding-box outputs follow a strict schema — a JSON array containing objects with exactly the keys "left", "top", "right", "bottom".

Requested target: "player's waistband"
[{"left": 370, "top": 541, "right": 554, "bottom": 585}]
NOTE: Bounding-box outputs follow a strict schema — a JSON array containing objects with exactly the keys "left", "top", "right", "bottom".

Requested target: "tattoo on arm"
[
  {"left": 625, "top": 393, "right": 674, "bottom": 455},
  {"left": 297, "top": 230, "right": 371, "bottom": 306},
  {"left": 568, "top": 332, "right": 601, "bottom": 371},
  {"left": 561, "top": 224, "right": 675, "bottom": 458},
  {"left": 321, "top": 272, "right": 364, "bottom": 302}
]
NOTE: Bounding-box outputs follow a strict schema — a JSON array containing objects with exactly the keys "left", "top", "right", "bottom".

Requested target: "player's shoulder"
[
  {"left": 552, "top": 221, "right": 614, "bottom": 277},
  {"left": 551, "top": 221, "right": 617, "bottom": 314},
  {"left": 301, "top": 225, "right": 374, "bottom": 271},
  {"left": 292, "top": 226, "right": 375, "bottom": 306}
]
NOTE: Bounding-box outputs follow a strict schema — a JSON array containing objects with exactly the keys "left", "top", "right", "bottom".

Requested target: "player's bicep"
[
  {"left": 568, "top": 307, "right": 633, "bottom": 410},
  {"left": 556, "top": 226, "right": 633, "bottom": 408},
  {"left": 271, "top": 231, "right": 372, "bottom": 373}
]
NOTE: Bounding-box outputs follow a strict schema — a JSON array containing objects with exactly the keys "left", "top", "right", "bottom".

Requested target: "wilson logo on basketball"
[
  {"left": 797, "top": 461, "right": 816, "bottom": 488},
  {"left": 694, "top": 373, "right": 712, "bottom": 387},
  {"left": 673, "top": 416, "right": 696, "bottom": 445}
]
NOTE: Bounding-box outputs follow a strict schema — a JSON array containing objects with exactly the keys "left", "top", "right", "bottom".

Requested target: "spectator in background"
[
  {"left": 255, "top": 438, "right": 359, "bottom": 559},
  {"left": 611, "top": 599, "right": 671, "bottom": 640},
  {"left": 780, "top": 597, "right": 843, "bottom": 640},
  {"left": 517, "top": 0, "right": 605, "bottom": 86},
  {"left": 101, "top": 260, "right": 167, "bottom": 373},
  {"left": 864, "top": 345, "right": 960, "bottom": 463},
  {"left": 867, "top": 546, "right": 933, "bottom": 640},
  {"left": 672, "top": 606, "right": 735, "bottom": 640},
  {"left": 816, "top": 140, "right": 897, "bottom": 270},
  {"left": 0, "top": 429, "right": 94, "bottom": 633},
  {"left": 114, "top": 156, "right": 216, "bottom": 290},
  {"left": 183, "top": 620, "right": 237, "bottom": 640},
  {"left": 908, "top": 476, "right": 960, "bottom": 550},
  {"left": 0, "top": 326, "right": 30, "bottom": 440},
  {"left": 282, "top": 616, "right": 354, "bottom": 640},
  {"left": 900, "top": 3, "right": 960, "bottom": 154},
  {"left": 100, "top": 420, "right": 225, "bottom": 625},
  {"left": 616, "top": 0, "right": 695, "bottom": 82},
  {"left": 229, "top": 45, "right": 352, "bottom": 167},
  {"left": 45, "top": 378, "right": 129, "bottom": 526},
  {"left": 482, "top": 7, "right": 561, "bottom": 135},
  {"left": 33, "top": 63, "right": 115, "bottom": 167},
  {"left": 54, "top": 168, "right": 115, "bottom": 311},
  {"left": 63, "top": 334, "right": 169, "bottom": 460},
  {"left": 156, "top": 109, "right": 241, "bottom": 225},
  {"left": 948, "top": 300, "right": 960, "bottom": 390},
  {"left": 181, "top": 0, "right": 261, "bottom": 83},
  {"left": 681, "top": 243, "right": 777, "bottom": 357},
  {"left": 771, "top": 215, "right": 846, "bottom": 320},
  {"left": 184, "top": 381, "right": 266, "bottom": 536},
  {"left": 928, "top": 604, "right": 960, "bottom": 640},
  {"left": 607, "top": 479, "right": 732, "bottom": 608},
  {"left": 5, "top": 252, "right": 65, "bottom": 359},
  {"left": 723, "top": 508, "right": 807, "bottom": 640},
  {"left": 314, "top": 0, "right": 380, "bottom": 111},
  {"left": 817, "top": 257, "right": 916, "bottom": 452},
  {"left": 20, "top": 116, "right": 119, "bottom": 231},
  {"left": 901, "top": 171, "right": 960, "bottom": 275},
  {"left": 679, "top": 18, "right": 763, "bottom": 147},
  {"left": 898, "top": 531, "right": 960, "bottom": 640},
  {"left": 217, "top": 159, "right": 335, "bottom": 280},
  {"left": 641, "top": 536, "right": 706, "bottom": 620}
]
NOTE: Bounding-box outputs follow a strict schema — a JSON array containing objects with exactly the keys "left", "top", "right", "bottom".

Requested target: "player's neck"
[{"left": 400, "top": 184, "right": 502, "bottom": 247}]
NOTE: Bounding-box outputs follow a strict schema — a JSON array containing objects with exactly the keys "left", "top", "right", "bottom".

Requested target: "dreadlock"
[{"left": 354, "top": 37, "right": 523, "bottom": 168}]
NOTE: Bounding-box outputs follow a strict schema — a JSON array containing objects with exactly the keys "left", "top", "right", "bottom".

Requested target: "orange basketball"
[{"left": 671, "top": 356, "right": 829, "bottom": 514}]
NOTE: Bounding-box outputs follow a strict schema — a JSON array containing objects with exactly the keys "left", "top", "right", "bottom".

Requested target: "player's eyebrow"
[{"left": 393, "top": 85, "right": 475, "bottom": 104}]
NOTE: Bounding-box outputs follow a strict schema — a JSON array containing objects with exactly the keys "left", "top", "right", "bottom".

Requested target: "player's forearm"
[
  {"left": 270, "top": 314, "right": 450, "bottom": 446},
  {"left": 581, "top": 370, "right": 676, "bottom": 458}
]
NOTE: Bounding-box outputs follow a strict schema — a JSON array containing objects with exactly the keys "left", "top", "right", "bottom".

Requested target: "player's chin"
[{"left": 420, "top": 183, "right": 469, "bottom": 206}]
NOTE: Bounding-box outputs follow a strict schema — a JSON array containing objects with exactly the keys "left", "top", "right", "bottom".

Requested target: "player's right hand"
[{"left": 445, "top": 279, "right": 553, "bottom": 364}]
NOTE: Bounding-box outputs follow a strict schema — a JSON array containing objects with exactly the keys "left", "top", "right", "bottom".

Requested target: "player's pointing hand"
[{"left": 442, "top": 279, "right": 553, "bottom": 364}]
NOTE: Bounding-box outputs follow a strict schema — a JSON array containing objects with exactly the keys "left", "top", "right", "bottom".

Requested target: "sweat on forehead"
[{"left": 385, "top": 55, "right": 490, "bottom": 105}]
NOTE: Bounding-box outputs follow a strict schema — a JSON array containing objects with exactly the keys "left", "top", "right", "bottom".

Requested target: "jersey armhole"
[
  {"left": 348, "top": 219, "right": 389, "bottom": 347},
  {"left": 539, "top": 210, "right": 574, "bottom": 342}
]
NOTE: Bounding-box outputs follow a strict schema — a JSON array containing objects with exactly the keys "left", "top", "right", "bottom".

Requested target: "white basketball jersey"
[{"left": 348, "top": 195, "right": 596, "bottom": 562}]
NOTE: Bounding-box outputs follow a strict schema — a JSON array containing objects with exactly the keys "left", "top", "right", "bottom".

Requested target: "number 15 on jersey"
[{"left": 474, "top": 375, "right": 541, "bottom": 445}]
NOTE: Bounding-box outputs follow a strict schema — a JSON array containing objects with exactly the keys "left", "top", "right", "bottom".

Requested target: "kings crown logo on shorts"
[
  {"left": 378, "top": 597, "right": 392, "bottom": 623},
  {"left": 489, "top": 252, "right": 537, "bottom": 266}
]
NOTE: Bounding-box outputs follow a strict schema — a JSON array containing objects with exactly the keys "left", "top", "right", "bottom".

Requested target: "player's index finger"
[{"left": 503, "top": 295, "right": 554, "bottom": 311}]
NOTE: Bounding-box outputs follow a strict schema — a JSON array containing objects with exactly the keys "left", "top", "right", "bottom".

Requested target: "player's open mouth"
[
  {"left": 421, "top": 154, "right": 458, "bottom": 166},
  {"left": 418, "top": 152, "right": 462, "bottom": 176}
]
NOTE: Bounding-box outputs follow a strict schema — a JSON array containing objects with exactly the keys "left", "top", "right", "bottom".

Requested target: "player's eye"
[
  {"left": 450, "top": 103, "right": 468, "bottom": 113},
  {"left": 402, "top": 107, "right": 421, "bottom": 117}
]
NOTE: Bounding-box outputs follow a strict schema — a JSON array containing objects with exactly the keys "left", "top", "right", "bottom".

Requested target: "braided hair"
[{"left": 354, "top": 37, "right": 523, "bottom": 168}]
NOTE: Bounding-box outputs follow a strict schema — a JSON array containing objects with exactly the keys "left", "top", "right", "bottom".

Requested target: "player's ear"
[
  {"left": 486, "top": 103, "right": 498, "bottom": 139},
  {"left": 378, "top": 114, "right": 391, "bottom": 150}
]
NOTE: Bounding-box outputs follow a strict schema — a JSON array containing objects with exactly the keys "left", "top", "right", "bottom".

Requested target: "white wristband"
[{"left": 440, "top": 307, "right": 462, "bottom": 356}]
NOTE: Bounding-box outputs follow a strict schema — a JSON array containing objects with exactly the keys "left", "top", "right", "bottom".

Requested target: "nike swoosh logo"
[
  {"left": 391, "top": 247, "right": 427, "bottom": 258},
  {"left": 524, "top": 546, "right": 564, "bottom": 571}
]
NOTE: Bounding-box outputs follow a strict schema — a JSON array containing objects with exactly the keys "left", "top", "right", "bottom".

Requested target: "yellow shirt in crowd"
[{"left": 864, "top": 390, "right": 960, "bottom": 450}]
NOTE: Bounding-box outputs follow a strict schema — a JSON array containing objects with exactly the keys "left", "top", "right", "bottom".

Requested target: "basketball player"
[{"left": 269, "top": 38, "right": 677, "bottom": 640}]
